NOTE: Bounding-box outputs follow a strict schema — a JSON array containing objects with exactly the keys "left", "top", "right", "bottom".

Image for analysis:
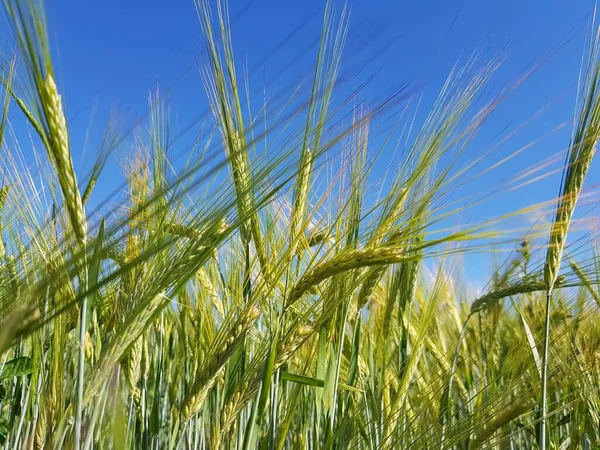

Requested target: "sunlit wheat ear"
[{"left": 43, "top": 74, "right": 87, "bottom": 245}]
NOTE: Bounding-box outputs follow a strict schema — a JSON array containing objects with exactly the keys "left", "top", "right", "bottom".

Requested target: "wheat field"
[{"left": 0, "top": 0, "right": 599, "bottom": 449}]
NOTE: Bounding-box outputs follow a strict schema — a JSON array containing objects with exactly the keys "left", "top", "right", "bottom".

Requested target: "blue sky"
[{"left": 2, "top": 0, "right": 599, "bottom": 288}]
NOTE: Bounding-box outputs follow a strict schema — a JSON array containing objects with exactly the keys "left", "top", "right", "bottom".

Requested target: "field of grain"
[{"left": 0, "top": 0, "right": 599, "bottom": 449}]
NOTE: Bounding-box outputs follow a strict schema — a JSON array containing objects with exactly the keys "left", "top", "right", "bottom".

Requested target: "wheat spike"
[
  {"left": 288, "top": 147, "right": 313, "bottom": 257},
  {"left": 43, "top": 74, "right": 87, "bottom": 245},
  {"left": 196, "top": 267, "right": 224, "bottom": 316},
  {"left": 125, "top": 337, "right": 143, "bottom": 413},
  {"left": 470, "top": 277, "right": 554, "bottom": 313},
  {"left": 285, "top": 245, "right": 425, "bottom": 310},
  {"left": 34, "top": 404, "right": 48, "bottom": 450}
]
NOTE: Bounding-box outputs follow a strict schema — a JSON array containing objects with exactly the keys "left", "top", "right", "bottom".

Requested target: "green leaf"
[
  {"left": 0, "top": 356, "right": 35, "bottom": 380},
  {"left": 338, "top": 383, "right": 362, "bottom": 393},
  {"left": 256, "top": 333, "right": 278, "bottom": 425},
  {"left": 0, "top": 304, "right": 38, "bottom": 356},
  {"left": 315, "top": 328, "right": 327, "bottom": 419},
  {"left": 517, "top": 307, "right": 542, "bottom": 380},
  {"left": 323, "top": 342, "right": 336, "bottom": 413},
  {"left": 85, "top": 219, "right": 105, "bottom": 332},
  {"left": 0, "top": 419, "right": 8, "bottom": 445},
  {"left": 346, "top": 316, "right": 360, "bottom": 388},
  {"left": 223, "top": 336, "right": 246, "bottom": 402},
  {"left": 280, "top": 371, "right": 361, "bottom": 393},
  {"left": 281, "top": 371, "right": 324, "bottom": 388}
]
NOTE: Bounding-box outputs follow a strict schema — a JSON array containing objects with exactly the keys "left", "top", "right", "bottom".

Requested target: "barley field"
[{"left": 0, "top": 0, "right": 599, "bottom": 449}]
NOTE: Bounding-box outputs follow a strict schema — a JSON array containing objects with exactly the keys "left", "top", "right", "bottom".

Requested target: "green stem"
[
  {"left": 75, "top": 252, "right": 89, "bottom": 450},
  {"left": 439, "top": 313, "right": 471, "bottom": 450},
  {"left": 539, "top": 290, "right": 552, "bottom": 450}
]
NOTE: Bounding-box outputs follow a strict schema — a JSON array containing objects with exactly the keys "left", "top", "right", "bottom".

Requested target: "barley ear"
[
  {"left": 539, "top": 23, "right": 600, "bottom": 450},
  {"left": 43, "top": 74, "right": 87, "bottom": 245}
]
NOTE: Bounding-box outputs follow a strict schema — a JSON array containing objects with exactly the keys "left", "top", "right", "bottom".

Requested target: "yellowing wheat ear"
[{"left": 539, "top": 23, "right": 600, "bottom": 450}]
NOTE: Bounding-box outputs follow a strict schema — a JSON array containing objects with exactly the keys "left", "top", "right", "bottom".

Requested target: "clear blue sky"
[{"left": 2, "top": 0, "right": 599, "bottom": 287}]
